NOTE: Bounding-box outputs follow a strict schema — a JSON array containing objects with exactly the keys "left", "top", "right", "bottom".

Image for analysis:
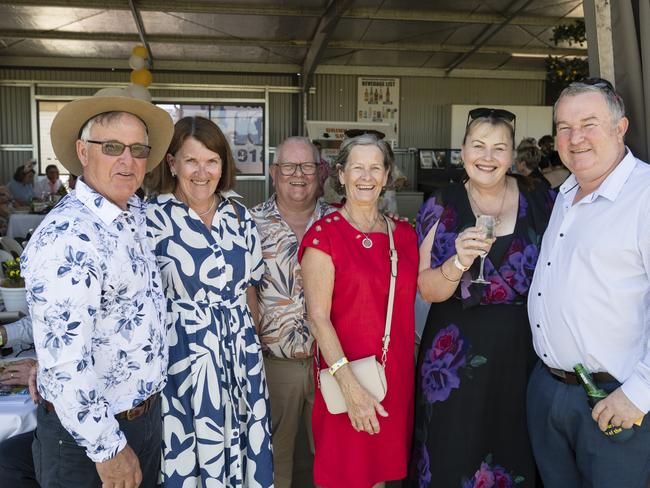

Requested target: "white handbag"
[{"left": 317, "top": 215, "right": 398, "bottom": 415}]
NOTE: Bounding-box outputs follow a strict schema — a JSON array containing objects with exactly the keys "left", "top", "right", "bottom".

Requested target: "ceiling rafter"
[
  {"left": 0, "top": 0, "right": 581, "bottom": 27},
  {"left": 127, "top": 0, "right": 153, "bottom": 67},
  {"left": 301, "top": 0, "right": 353, "bottom": 89},
  {"left": 0, "top": 29, "right": 587, "bottom": 57}
]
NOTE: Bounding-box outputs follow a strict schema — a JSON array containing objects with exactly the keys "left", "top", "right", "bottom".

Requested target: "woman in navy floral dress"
[
  {"left": 147, "top": 116, "right": 273, "bottom": 487},
  {"left": 408, "top": 109, "right": 554, "bottom": 488}
]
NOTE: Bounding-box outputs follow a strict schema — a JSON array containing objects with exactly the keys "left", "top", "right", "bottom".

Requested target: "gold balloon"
[
  {"left": 131, "top": 45, "right": 148, "bottom": 59},
  {"left": 130, "top": 68, "right": 153, "bottom": 87}
]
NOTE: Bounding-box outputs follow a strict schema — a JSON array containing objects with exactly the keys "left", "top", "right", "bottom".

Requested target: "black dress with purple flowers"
[{"left": 408, "top": 177, "right": 554, "bottom": 488}]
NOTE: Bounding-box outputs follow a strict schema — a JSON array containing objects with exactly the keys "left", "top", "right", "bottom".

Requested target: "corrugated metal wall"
[
  {"left": 0, "top": 68, "right": 295, "bottom": 87},
  {"left": 400, "top": 77, "right": 545, "bottom": 147},
  {"left": 1, "top": 69, "right": 545, "bottom": 206},
  {"left": 307, "top": 74, "right": 357, "bottom": 121},
  {"left": 0, "top": 85, "right": 33, "bottom": 184}
]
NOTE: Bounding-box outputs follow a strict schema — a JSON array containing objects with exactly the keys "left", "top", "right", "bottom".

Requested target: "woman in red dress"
[{"left": 299, "top": 134, "right": 418, "bottom": 487}]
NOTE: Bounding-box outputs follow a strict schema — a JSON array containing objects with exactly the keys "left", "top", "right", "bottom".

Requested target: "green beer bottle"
[{"left": 573, "top": 363, "right": 634, "bottom": 442}]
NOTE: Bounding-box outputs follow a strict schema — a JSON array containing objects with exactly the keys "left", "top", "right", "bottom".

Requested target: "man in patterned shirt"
[
  {"left": 22, "top": 90, "right": 173, "bottom": 488},
  {"left": 250, "top": 137, "right": 333, "bottom": 487}
]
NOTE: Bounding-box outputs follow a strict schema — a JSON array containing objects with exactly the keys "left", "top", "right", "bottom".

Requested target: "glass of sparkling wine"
[{"left": 471, "top": 214, "right": 496, "bottom": 284}]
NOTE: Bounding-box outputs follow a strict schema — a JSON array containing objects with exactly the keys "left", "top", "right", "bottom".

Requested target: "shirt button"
[
  {"left": 536, "top": 324, "right": 540, "bottom": 328},
  {"left": 543, "top": 353, "right": 548, "bottom": 357},
  {"left": 559, "top": 233, "right": 564, "bottom": 237},
  {"left": 547, "top": 262, "right": 551, "bottom": 266},
  {"left": 538, "top": 292, "right": 541, "bottom": 296}
]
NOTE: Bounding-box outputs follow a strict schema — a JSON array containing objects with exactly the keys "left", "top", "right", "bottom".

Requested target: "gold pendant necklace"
[{"left": 468, "top": 178, "right": 508, "bottom": 226}]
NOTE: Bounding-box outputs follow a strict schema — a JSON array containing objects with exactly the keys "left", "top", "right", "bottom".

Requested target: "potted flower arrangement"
[{"left": 0, "top": 258, "right": 27, "bottom": 313}]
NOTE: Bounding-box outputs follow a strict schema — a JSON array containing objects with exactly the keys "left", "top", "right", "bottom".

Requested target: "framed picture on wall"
[
  {"left": 419, "top": 150, "right": 433, "bottom": 169},
  {"left": 449, "top": 149, "right": 463, "bottom": 167}
]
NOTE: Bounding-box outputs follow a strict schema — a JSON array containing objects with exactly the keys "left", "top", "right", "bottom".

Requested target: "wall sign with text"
[{"left": 357, "top": 77, "right": 399, "bottom": 145}]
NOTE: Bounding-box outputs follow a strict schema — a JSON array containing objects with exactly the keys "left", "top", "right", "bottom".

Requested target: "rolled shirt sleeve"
[{"left": 24, "top": 232, "right": 126, "bottom": 462}]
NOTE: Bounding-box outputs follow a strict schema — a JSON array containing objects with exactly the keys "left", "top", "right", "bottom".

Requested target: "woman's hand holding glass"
[{"left": 454, "top": 226, "right": 495, "bottom": 270}]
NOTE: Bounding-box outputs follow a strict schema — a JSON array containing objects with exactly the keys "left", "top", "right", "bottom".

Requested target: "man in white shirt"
[
  {"left": 527, "top": 78, "right": 650, "bottom": 487},
  {"left": 23, "top": 91, "right": 173, "bottom": 488},
  {"left": 34, "top": 164, "right": 63, "bottom": 198}
]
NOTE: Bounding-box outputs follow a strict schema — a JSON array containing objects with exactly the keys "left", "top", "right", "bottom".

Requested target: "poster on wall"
[
  {"left": 158, "top": 103, "right": 265, "bottom": 176},
  {"left": 357, "top": 77, "right": 399, "bottom": 145}
]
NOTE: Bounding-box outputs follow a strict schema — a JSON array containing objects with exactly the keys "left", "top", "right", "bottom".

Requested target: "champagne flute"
[{"left": 471, "top": 215, "right": 496, "bottom": 284}]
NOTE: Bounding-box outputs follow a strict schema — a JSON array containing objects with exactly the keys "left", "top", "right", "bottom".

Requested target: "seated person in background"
[
  {"left": 515, "top": 138, "right": 549, "bottom": 187},
  {"left": 7, "top": 164, "right": 35, "bottom": 206},
  {"left": 379, "top": 163, "right": 407, "bottom": 214},
  {"left": 0, "top": 185, "right": 15, "bottom": 235},
  {"left": 34, "top": 164, "right": 64, "bottom": 198},
  {"left": 0, "top": 317, "right": 38, "bottom": 488},
  {"left": 538, "top": 134, "right": 570, "bottom": 189}
]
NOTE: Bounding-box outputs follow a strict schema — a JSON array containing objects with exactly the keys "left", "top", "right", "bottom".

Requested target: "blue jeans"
[
  {"left": 32, "top": 395, "right": 162, "bottom": 488},
  {"left": 527, "top": 361, "right": 650, "bottom": 488}
]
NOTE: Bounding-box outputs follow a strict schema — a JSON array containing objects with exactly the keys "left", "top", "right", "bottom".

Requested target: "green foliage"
[
  {"left": 546, "top": 19, "right": 588, "bottom": 85},
  {"left": 1, "top": 258, "right": 24, "bottom": 288}
]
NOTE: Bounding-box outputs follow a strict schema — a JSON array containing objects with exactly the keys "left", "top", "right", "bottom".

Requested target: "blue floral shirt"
[{"left": 22, "top": 178, "right": 167, "bottom": 462}]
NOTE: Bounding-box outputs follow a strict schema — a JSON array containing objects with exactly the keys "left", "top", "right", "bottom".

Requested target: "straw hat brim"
[{"left": 50, "top": 96, "right": 174, "bottom": 175}]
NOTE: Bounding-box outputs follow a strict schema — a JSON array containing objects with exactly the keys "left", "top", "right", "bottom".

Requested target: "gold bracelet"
[
  {"left": 440, "top": 262, "right": 461, "bottom": 282},
  {"left": 329, "top": 356, "right": 349, "bottom": 376}
]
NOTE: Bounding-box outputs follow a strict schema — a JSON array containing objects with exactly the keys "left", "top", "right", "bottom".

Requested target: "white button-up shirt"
[
  {"left": 22, "top": 178, "right": 168, "bottom": 462},
  {"left": 529, "top": 149, "right": 650, "bottom": 412}
]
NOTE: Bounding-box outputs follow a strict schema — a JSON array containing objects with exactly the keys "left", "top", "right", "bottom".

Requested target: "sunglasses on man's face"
[{"left": 85, "top": 140, "right": 151, "bottom": 159}]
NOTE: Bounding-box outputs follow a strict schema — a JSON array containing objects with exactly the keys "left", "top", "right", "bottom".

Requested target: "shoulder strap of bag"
[
  {"left": 381, "top": 214, "right": 398, "bottom": 366},
  {"left": 315, "top": 215, "right": 399, "bottom": 374}
]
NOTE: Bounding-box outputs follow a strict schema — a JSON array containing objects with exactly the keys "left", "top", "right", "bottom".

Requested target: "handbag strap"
[
  {"left": 314, "top": 215, "right": 399, "bottom": 375},
  {"left": 381, "top": 214, "right": 398, "bottom": 366}
]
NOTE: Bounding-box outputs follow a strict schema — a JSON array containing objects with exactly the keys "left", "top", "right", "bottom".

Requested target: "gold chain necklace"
[
  {"left": 467, "top": 178, "right": 509, "bottom": 226},
  {"left": 343, "top": 206, "right": 380, "bottom": 249}
]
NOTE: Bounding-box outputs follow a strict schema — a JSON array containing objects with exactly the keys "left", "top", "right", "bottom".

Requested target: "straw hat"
[{"left": 50, "top": 88, "right": 174, "bottom": 175}]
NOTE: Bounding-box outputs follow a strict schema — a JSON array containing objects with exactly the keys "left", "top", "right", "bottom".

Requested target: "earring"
[{"left": 171, "top": 171, "right": 176, "bottom": 177}]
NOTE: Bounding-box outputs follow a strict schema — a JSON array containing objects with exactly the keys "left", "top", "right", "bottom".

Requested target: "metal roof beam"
[
  {"left": 0, "top": 29, "right": 587, "bottom": 56},
  {"left": 0, "top": 0, "right": 581, "bottom": 27},
  {"left": 127, "top": 0, "right": 153, "bottom": 67},
  {"left": 301, "top": 0, "right": 353, "bottom": 90},
  {"left": 0, "top": 56, "right": 548, "bottom": 80}
]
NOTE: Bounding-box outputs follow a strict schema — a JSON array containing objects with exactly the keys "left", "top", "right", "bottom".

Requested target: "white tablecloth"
[
  {"left": 6, "top": 213, "right": 47, "bottom": 240},
  {"left": 0, "top": 352, "right": 37, "bottom": 441}
]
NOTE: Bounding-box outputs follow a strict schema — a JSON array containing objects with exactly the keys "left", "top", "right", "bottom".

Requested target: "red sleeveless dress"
[{"left": 299, "top": 212, "right": 418, "bottom": 488}]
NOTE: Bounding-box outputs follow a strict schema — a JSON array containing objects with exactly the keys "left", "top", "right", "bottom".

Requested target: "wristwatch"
[{"left": 453, "top": 255, "right": 470, "bottom": 272}]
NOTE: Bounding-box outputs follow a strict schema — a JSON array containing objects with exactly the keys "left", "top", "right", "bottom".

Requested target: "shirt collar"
[
  {"left": 75, "top": 177, "right": 142, "bottom": 225},
  {"left": 266, "top": 194, "right": 328, "bottom": 223},
  {"left": 559, "top": 147, "right": 637, "bottom": 203}
]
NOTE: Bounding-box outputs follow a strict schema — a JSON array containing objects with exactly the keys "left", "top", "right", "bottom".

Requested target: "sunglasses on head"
[
  {"left": 467, "top": 107, "right": 516, "bottom": 125},
  {"left": 85, "top": 140, "right": 151, "bottom": 159}
]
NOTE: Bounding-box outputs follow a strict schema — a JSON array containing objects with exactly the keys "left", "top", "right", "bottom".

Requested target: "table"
[
  {"left": 6, "top": 213, "right": 47, "bottom": 240},
  {"left": 0, "top": 351, "right": 37, "bottom": 442}
]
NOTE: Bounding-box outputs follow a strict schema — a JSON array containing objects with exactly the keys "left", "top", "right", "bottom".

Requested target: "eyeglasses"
[
  {"left": 467, "top": 107, "right": 516, "bottom": 126},
  {"left": 85, "top": 140, "right": 151, "bottom": 159},
  {"left": 275, "top": 162, "right": 318, "bottom": 176}
]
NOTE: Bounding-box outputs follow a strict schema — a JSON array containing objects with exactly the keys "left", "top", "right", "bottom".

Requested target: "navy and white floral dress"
[
  {"left": 408, "top": 177, "right": 555, "bottom": 488},
  {"left": 146, "top": 194, "right": 273, "bottom": 488}
]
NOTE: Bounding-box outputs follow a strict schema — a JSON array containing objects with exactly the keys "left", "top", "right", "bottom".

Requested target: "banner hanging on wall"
[{"left": 357, "top": 77, "right": 399, "bottom": 145}]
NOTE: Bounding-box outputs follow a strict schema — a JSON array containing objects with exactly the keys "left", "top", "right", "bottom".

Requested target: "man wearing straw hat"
[{"left": 21, "top": 90, "right": 173, "bottom": 488}]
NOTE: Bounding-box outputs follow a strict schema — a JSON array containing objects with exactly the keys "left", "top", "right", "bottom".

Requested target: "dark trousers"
[
  {"left": 32, "top": 395, "right": 162, "bottom": 488},
  {"left": 0, "top": 430, "right": 38, "bottom": 488},
  {"left": 527, "top": 361, "right": 650, "bottom": 488}
]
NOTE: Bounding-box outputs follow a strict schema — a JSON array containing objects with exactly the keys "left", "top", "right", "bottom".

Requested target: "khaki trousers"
[{"left": 264, "top": 355, "right": 315, "bottom": 488}]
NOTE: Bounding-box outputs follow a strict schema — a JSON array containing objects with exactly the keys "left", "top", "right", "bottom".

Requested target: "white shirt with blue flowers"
[{"left": 22, "top": 178, "right": 167, "bottom": 463}]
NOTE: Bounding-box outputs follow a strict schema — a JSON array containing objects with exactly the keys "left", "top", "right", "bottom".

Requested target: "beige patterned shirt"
[{"left": 250, "top": 195, "right": 333, "bottom": 358}]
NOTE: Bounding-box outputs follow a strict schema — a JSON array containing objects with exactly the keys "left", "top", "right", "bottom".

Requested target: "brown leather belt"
[
  {"left": 43, "top": 393, "right": 158, "bottom": 421},
  {"left": 546, "top": 365, "right": 617, "bottom": 385}
]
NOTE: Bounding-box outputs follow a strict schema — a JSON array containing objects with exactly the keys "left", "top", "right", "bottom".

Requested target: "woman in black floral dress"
[{"left": 408, "top": 109, "right": 555, "bottom": 488}]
